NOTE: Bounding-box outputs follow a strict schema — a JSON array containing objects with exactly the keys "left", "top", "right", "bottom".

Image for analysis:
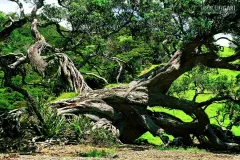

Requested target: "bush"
[
  {"left": 67, "top": 116, "right": 118, "bottom": 146},
  {"left": 35, "top": 102, "right": 67, "bottom": 139},
  {"left": 0, "top": 99, "right": 118, "bottom": 149},
  {"left": 90, "top": 128, "right": 118, "bottom": 147},
  {"left": 0, "top": 99, "right": 13, "bottom": 110},
  {"left": 69, "top": 115, "right": 93, "bottom": 142},
  {"left": 28, "top": 102, "right": 118, "bottom": 146}
]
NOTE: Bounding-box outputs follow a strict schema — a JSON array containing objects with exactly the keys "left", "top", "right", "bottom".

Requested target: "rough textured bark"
[
  {"left": 27, "top": 18, "right": 90, "bottom": 93},
  {"left": 49, "top": 36, "right": 240, "bottom": 150},
  {"left": 50, "top": 84, "right": 240, "bottom": 150},
  {"left": 28, "top": 19, "right": 48, "bottom": 77},
  {"left": 54, "top": 53, "right": 91, "bottom": 92}
]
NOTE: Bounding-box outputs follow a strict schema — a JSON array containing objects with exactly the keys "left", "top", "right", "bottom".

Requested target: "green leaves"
[{"left": 91, "top": 0, "right": 110, "bottom": 7}]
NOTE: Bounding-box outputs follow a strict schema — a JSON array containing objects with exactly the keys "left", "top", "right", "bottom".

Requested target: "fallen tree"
[{"left": 1, "top": 0, "right": 240, "bottom": 151}]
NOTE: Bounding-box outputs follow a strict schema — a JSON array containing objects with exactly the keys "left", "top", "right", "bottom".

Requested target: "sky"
[
  {"left": 214, "top": 33, "right": 233, "bottom": 47},
  {"left": 0, "top": 0, "right": 59, "bottom": 14},
  {"left": 0, "top": 0, "right": 233, "bottom": 47},
  {"left": 0, "top": 0, "right": 32, "bottom": 14}
]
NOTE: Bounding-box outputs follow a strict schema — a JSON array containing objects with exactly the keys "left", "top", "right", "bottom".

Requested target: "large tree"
[{"left": 1, "top": 0, "right": 240, "bottom": 150}]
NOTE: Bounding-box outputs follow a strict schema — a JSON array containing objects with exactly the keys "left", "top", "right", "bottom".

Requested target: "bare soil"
[{"left": 1, "top": 144, "right": 240, "bottom": 160}]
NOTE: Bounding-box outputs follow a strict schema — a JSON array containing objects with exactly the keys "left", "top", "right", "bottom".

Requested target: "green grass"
[
  {"left": 138, "top": 131, "right": 175, "bottom": 146},
  {"left": 213, "top": 69, "right": 239, "bottom": 80},
  {"left": 218, "top": 47, "right": 235, "bottom": 57},
  {"left": 138, "top": 64, "right": 159, "bottom": 77},
  {"left": 104, "top": 83, "right": 128, "bottom": 89},
  {"left": 79, "top": 149, "right": 115, "bottom": 158},
  {"left": 148, "top": 106, "right": 193, "bottom": 122},
  {"left": 50, "top": 92, "right": 79, "bottom": 102},
  {"left": 218, "top": 47, "right": 240, "bottom": 64},
  {"left": 232, "top": 126, "right": 240, "bottom": 136},
  {"left": 139, "top": 132, "right": 164, "bottom": 145}
]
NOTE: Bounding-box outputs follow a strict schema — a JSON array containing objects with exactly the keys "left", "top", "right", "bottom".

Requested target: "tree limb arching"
[
  {"left": 27, "top": 17, "right": 91, "bottom": 93},
  {"left": 50, "top": 32, "right": 240, "bottom": 149}
]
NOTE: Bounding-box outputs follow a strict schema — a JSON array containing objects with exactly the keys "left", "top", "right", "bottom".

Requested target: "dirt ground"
[{"left": 1, "top": 144, "right": 240, "bottom": 160}]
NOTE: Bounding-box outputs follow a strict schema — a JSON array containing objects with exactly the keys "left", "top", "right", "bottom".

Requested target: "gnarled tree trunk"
[{"left": 50, "top": 35, "right": 240, "bottom": 150}]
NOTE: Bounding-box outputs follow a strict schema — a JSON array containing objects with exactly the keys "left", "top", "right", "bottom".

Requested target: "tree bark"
[{"left": 49, "top": 35, "right": 240, "bottom": 149}]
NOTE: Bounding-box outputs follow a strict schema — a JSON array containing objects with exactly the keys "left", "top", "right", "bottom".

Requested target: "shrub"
[
  {"left": 69, "top": 115, "right": 93, "bottom": 142},
  {"left": 0, "top": 99, "right": 13, "bottom": 110},
  {"left": 0, "top": 98, "right": 118, "bottom": 148},
  {"left": 90, "top": 128, "right": 118, "bottom": 147},
  {"left": 37, "top": 103, "right": 67, "bottom": 139}
]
